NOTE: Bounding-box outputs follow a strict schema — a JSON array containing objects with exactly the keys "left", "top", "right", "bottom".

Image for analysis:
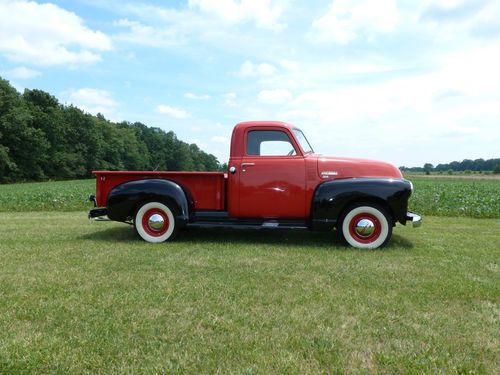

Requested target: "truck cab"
[
  {"left": 89, "top": 121, "right": 421, "bottom": 249},
  {"left": 227, "top": 121, "right": 310, "bottom": 219}
]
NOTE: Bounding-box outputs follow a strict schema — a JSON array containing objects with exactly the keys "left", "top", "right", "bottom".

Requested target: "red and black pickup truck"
[{"left": 89, "top": 121, "right": 421, "bottom": 249}]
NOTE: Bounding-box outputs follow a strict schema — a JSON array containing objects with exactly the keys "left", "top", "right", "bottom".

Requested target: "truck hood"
[{"left": 316, "top": 155, "right": 403, "bottom": 180}]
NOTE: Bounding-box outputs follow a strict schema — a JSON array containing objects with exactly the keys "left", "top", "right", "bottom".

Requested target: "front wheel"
[
  {"left": 134, "top": 201, "right": 178, "bottom": 243},
  {"left": 338, "top": 204, "right": 392, "bottom": 249}
]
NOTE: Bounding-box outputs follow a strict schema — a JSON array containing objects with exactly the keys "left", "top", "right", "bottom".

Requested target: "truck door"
[{"left": 236, "top": 129, "right": 306, "bottom": 219}]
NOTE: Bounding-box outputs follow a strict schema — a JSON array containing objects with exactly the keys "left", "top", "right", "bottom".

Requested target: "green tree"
[
  {"left": 0, "top": 143, "right": 17, "bottom": 182},
  {"left": 423, "top": 163, "right": 433, "bottom": 175},
  {"left": 219, "top": 162, "right": 228, "bottom": 172},
  {"left": 174, "top": 142, "right": 194, "bottom": 171},
  {"left": 0, "top": 79, "right": 49, "bottom": 181},
  {"left": 0, "top": 75, "right": 221, "bottom": 182}
]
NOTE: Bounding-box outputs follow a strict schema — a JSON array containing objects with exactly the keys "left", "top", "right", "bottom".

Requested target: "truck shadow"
[
  {"left": 182, "top": 228, "right": 341, "bottom": 249},
  {"left": 82, "top": 226, "right": 414, "bottom": 250},
  {"left": 180, "top": 228, "right": 414, "bottom": 250}
]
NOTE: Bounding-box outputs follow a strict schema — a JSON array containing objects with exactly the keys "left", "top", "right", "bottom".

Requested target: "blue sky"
[{"left": 1, "top": 0, "right": 499, "bottom": 167}]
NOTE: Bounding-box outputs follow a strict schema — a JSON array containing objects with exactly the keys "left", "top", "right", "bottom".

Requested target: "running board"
[{"left": 187, "top": 220, "right": 308, "bottom": 230}]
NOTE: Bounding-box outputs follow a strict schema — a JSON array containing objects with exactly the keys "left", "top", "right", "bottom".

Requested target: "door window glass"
[{"left": 247, "top": 130, "right": 296, "bottom": 156}]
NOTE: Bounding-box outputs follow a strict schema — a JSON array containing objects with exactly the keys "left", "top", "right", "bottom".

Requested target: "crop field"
[
  {"left": 0, "top": 176, "right": 499, "bottom": 373},
  {"left": 0, "top": 176, "right": 499, "bottom": 218},
  {"left": 407, "top": 176, "right": 500, "bottom": 218},
  {"left": 0, "top": 179, "right": 93, "bottom": 212}
]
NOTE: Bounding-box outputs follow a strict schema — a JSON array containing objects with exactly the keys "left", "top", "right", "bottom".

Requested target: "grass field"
[
  {"left": 0, "top": 212, "right": 499, "bottom": 373},
  {"left": 0, "top": 176, "right": 499, "bottom": 372},
  {"left": 0, "top": 179, "right": 93, "bottom": 212}
]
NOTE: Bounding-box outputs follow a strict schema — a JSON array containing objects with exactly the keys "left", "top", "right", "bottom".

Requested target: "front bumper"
[{"left": 406, "top": 212, "right": 422, "bottom": 227}]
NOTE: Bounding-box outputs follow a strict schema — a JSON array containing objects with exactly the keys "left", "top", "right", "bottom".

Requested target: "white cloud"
[
  {"left": 279, "top": 59, "right": 298, "bottom": 71},
  {"left": 69, "top": 88, "right": 118, "bottom": 116},
  {"left": 107, "top": 1, "right": 499, "bottom": 166},
  {"left": 0, "top": 0, "right": 111, "bottom": 65},
  {"left": 311, "top": 0, "right": 399, "bottom": 44},
  {"left": 274, "top": 42, "right": 500, "bottom": 165},
  {"left": 184, "top": 92, "right": 211, "bottom": 100},
  {"left": 4, "top": 66, "right": 40, "bottom": 79},
  {"left": 113, "top": 18, "right": 183, "bottom": 47},
  {"left": 420, "top": 0, "right": 500, "bottom": 41},
  {"left": 111, "top": 4, "right": 224, "bottom": 48},
  {"left": 238, "top": 60, "right": 277, "bottom": 77},
  {"left": 2, "top": 0, "right": 496, "bottom": 167},
  {"left": 112, "top": 1, "right": 286, "bottom": 49},
  {"left": 222, "top": 92, "right": 237, "bottom": 106},
  {"left": 188, "top": 0, "right": 285, "bottom": 31},
  {"left": 156, "top": 104, "right": 190, "bottom": 119},
  {"left": 258, "top": 89, "right": 292, "bottom": 104},
  {"left": 70, "top": 88, "right": 118, "bottom": 108}
]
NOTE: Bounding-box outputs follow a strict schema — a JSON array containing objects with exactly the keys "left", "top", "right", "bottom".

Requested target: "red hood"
[{"left": 315, "top": 155, "right": 403, "bottom": 180}]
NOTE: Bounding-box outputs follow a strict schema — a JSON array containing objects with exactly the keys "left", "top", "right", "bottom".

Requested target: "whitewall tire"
[
  {"left": 339, "top": 204, "right": 392, "bottom": 249},
  {"left": 134, "top": 202, "right": 177, "bottom": 243}
]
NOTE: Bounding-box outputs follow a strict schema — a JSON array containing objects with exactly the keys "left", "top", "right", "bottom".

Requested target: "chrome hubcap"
[
  {"left": 355, "top": 219, "right": 375, "bottom": 237},
  {"left": 148, "top": 214, "right": 165, "bottom": 231}
]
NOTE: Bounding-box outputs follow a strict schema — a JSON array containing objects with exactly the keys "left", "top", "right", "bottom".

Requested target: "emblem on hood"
[{"left": 321, "top": 171, "right": 338, "bottom": 178}]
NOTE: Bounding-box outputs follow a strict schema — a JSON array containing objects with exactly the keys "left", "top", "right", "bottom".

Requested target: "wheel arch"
[
  {"left": 310, "top": 178, "right": 412, "bottom": 231},
  {"left": 106, "top": 179, "right": 190, "bottom": 227}
]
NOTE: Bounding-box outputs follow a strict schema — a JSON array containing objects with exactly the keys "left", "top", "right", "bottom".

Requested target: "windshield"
[{"left": 292, "top": 128, "right": 314, "bottom": 154}]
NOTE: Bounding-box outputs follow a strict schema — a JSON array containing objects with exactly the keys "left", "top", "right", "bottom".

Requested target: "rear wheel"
[
  {"left": 338, "top": 203, "right": 392, "bottom": 249},
  {"left": 134, "top": 201, "right": 178, "bottom": 243}
]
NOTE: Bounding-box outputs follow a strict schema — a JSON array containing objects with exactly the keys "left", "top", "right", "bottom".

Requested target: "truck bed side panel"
[{"left": 94, "top": 171, "right": 226, "bottom": 211}]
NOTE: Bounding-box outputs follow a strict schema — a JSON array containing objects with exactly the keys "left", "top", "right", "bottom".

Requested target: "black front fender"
[
  {"left": 107, "top": 179, "right": 190, "bottom": 225},
  {"left": 311, "top": 178, "right": 412, "bottom": 230}
]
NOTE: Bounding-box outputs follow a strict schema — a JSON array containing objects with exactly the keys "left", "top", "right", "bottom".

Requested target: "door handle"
[{"left": 241, "top": 162, "right": 255, "bottom": 172}]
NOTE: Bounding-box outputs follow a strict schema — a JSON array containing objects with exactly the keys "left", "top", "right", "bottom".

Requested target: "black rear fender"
[
  {"left": 107, "top": 179, "right": 190, "bottom": 226},
  {"left": 311, "top": 178, "right": 412, "bottom": 230}
]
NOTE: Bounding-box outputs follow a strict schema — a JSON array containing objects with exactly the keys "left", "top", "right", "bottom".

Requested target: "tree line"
[
  {"left": 400, "top": 158, "right": 500, "bottom": 174},
  {"left": 0, "top": 77, "right": 222, "bottom": 183}
]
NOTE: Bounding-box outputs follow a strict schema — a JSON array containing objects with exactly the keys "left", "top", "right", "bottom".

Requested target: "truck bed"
[{"left": 94, "top": 171, "right": 226, "bottom": 211}]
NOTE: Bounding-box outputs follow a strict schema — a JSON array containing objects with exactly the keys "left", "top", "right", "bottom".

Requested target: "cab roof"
[{"left": 234, "top": 121, "right": 296, "bottom": 131}]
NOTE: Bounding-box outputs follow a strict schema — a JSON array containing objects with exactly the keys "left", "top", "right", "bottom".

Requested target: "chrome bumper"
[
  {"left": 88, "top": 194, "right": 111, "bottom": 221},
  {"left": 406, "top": 212, "right": 422, "bottom": 227},
  {"left": 88, "top": 207, "right": 109, "bottom": 220}
]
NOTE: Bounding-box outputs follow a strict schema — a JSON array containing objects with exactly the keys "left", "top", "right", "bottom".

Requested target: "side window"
[{"left": 247, "top": 130, "right": 297, "bottom": 156}]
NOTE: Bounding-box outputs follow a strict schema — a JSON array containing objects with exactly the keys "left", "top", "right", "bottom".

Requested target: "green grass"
[
  {"left": 1, "top": 176, "right": 499, "bottom": 218},
  {"left": 409, "top": 177, "right": 500, "bottom": 218},
  {"left": 0, "top": 177, "right": 498, "bottom": 372},
  {"left": 0, "top": 212, "right": 499, "bottom": 373}
]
